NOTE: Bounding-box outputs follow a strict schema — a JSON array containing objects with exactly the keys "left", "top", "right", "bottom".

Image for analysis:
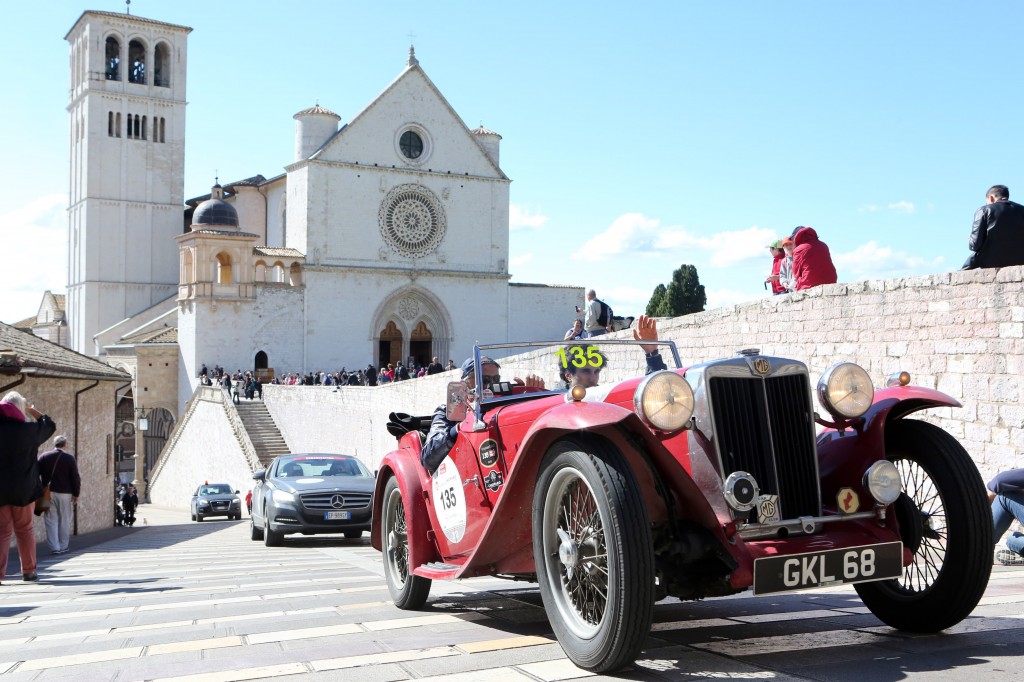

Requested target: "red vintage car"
[{"left": 370, "top": 340, "right": 992, "bottom": 673}]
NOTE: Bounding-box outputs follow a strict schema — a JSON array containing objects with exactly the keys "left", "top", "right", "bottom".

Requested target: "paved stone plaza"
[{"left": 1, "top": 506, "right": 1023, "bottom": 681}]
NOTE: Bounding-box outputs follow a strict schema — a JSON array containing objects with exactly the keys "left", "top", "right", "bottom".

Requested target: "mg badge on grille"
[
  {"left": 757, "top": 494, "right": 781, "bottom": 524},
  {"left": 330, "top": 494, "right": 345, "bottom": 509},
  {"left": 753, "top": 358, "right": 771, "bottom": 375}
]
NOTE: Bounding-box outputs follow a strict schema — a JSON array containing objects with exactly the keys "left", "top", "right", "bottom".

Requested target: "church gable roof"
[{"left": 312, "top": 63, "right": 508, "bottom": 181}]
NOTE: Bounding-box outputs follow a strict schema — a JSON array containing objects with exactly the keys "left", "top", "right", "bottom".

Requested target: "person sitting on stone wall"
[{"left": 989, "top": 468, "right": 1024, "bottom": 565}]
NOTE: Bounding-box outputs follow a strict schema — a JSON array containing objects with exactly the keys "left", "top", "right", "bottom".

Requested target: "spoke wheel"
[
  {"left": 382, "top": 477, "right": 430, "bottom": 609},
  {"left": 856, "top": 420, "right": 992, "bottom": 631},
  {"left": 533, "top": 439, "right": 653, "bottom": 673}
]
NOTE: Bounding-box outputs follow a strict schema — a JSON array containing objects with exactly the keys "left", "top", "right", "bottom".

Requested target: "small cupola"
[
  {"left": 191, "top": 182, "right": 239, "bottom": 229},
  {"left": 293, "top": 103, "right": 341, "bottom": 162},
  {"left": 472, "top": 124, "right": 502, "bottom": 166}
]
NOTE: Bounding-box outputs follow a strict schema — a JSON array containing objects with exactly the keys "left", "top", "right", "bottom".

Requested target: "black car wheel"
[
  {"left": 532, "top": 438, "right": 654, "bottom": 673},
  {"left": 250, "top": 515, "right": 263, "bottom": 541},
  {"left": 263, "top": 502, "right": 284, "bottom": 547},
  {"left": 856, "top": 420, "right": 993, "bottom": 631},
  {"left": 382, "top": 476, "right": 430, "bottom": 608},
  {"left": 196, "top": 513, "right": 204, "bottom": 522},
  {"left": 345, "top": 530, "right": 363, "bottom": 540}
]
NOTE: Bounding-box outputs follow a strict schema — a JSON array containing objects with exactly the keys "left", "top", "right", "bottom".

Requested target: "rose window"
[{"left": 379, "top": 184, "right": 446, "bottom": 257}]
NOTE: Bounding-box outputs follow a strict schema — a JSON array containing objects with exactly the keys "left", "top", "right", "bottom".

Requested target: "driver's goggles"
[{"left": 482, "top": 374, "right": 501, "bottom": 384}]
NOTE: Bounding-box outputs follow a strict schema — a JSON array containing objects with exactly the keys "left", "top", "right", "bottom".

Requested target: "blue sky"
[{"left": 3, "top": 1, "right": 1021, "bottom": 324}]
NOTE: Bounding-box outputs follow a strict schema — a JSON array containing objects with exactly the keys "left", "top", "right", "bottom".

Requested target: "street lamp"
[{"left": 135, "top": 406, "right": 149, "bottom": 432}]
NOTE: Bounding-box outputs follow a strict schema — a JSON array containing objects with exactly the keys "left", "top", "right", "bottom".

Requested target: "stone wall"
[
  {"left": 147, "top": 387, "right": 261, "bottom": 510},
  {"left": 163, "top": 266, "right": 1024, "bottom": 490}
]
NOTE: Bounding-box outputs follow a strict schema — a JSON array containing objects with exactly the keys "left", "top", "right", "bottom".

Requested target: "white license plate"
[
  {"left": 753, "top": 541, "right": 903, "bottom": 595},
  {"left": 324, "top": 511, "right": 351, "bottom": 520}
]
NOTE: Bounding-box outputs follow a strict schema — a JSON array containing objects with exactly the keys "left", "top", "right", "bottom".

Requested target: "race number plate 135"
[{"left": 753, "top": 542, "right": 903, "bottom": 595}]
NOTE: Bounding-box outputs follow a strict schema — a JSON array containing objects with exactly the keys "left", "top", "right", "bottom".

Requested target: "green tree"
[
  {"left": 648, "top": 264, "right": 706, "bottom": 317},
  {"left": 645, "top": 283, "right": 667, "bottom": 317}
]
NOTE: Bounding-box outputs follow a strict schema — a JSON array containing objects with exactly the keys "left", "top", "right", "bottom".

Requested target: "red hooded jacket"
[
  {"left": 769, "top": 250, "right": 786, "bottom": 294},
  {"left": 792, "top": 227, "right": 837, "bottom": 290}
]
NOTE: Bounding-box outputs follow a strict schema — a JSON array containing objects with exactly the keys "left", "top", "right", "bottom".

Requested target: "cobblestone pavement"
[{"left": 1, "top": 505, "right": 1023, "bottom": 681}]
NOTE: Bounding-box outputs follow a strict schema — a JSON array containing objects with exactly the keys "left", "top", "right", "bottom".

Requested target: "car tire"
[
  {"left": 855, "top": 419, "right": 993, "bottom": 632},
  {"left": 382, "top": 476, "right": 431, "bottom": 609},
  {"left": 190, "top": 512, "right": 196, "bottom": 521},
  {"left": 532, "top": 438, "right": 654, "bottom": 673},
  {"left": 196, "top": 513, "right": 204, "bottom": 522},
  {"left": 344, "top": 530, "right": 363, "bottom": 540},
  {"left": 264, "top": 520, "right": 284, "bottom": 547},
  {"left": 250, "top": 516, "right": 263, "bottom": 541}
]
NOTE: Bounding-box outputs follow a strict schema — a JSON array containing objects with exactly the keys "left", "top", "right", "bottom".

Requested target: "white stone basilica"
[{"left": 64, "top": 10, "right": 581, "bottom": 414}]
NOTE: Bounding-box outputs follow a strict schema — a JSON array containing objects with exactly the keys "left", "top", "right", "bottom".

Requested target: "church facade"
[{"left": 65, "top": 10, "right": 581, "bottom": 417}]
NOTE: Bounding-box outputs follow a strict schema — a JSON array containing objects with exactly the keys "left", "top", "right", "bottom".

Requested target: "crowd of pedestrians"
[{"left": 200, "top": 356, "right": 458, "bottom": 394}]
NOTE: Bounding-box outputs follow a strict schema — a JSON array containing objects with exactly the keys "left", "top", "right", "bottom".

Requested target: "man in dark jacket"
[
  {"left": 963, "top": 185, "right": 1024, "bottom": 270},
  {"left": 38, "top": 435, "right": 82, "bottom": 555},
  {"left": 792, "top": 226, "right": 838, "bottom": 290},
  {"left": 0, "top": 393, "right": 55, "bottom": 583}
]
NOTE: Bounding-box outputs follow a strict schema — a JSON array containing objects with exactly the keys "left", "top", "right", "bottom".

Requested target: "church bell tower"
[{"left": 64, "top": 10, "right": 191, "bottom": 355}]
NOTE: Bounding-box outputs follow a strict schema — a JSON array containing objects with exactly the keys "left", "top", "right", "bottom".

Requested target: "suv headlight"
[
  {"left": 272, "top": 489, "right": 296, "bottom": 504},
  {"left": 634, "top": 371, "right": 694, "bottom": 432},
  {"left": 817, "top": 363, "right": 874, "bottom": 418}
]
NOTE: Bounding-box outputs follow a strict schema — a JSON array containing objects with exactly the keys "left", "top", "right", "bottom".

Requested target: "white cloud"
[
  {"left": 833, "top": 240, "right": 944, "bottom": 280},
  {"left": 858, "top": 201, "right": 915, "bottom": 214},
  {"left": 706, "top": 288, "right": 761, "bottom": 310},
  {"left": 888, "top": 200, "right": 916, "bottom": 214},
  {"left": 509, "top": 204, "right": 549, "bottom": 230},
  {"left": 510, "top": 253, "right": 533, "bottom": 267},
  {"left": 571, "top": 213, "right": 775, "bottom": 270},
  {"left": 0, "top": 194, "right": 67, "bottom": 323}
]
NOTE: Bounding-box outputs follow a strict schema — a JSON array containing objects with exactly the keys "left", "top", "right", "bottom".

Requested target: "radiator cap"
[{"left": 738, "top": 348, "right": 761, "bottom": 356}]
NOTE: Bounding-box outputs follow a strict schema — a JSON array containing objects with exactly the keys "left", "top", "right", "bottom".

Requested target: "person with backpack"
[{"left": 578, "top": 289, "right": 612, "bottom": 336}]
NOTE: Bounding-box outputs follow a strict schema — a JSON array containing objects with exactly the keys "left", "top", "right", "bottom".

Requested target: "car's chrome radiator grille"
[
  {"left": 300, "top": 492, "right": 372, "bottom": 510},
  {"left": 708, "top": 373, "right": 819, "bottom": 519}
]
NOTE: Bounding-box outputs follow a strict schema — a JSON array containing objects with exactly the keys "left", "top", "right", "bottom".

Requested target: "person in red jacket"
[
  {"left": 764, "top": 240, "right": 787, "bottom": 294},
  {"left": 792, "top": 226, "right": 837, "bottom": 290}
]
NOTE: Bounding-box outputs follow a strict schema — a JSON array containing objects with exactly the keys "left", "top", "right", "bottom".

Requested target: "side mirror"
[
  {"left": 253, "top": 470, "right": 266, "bottom": 482},
  {"left": 446, "top": 381, "right": 469, "bottom": 422},
  {"left": 234, "top": 490, "right": 240, "bottom": 494}
]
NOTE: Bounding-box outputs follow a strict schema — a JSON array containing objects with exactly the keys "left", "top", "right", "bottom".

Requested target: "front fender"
[
  {"left": 818, "top": 385, "right": 961, "bottom": 505},
  {"left": 369, "top": 447, "right": 441, "bottom": 569},
  {"left": 465, "top": 400, "right": 724, "bottom": 575}
]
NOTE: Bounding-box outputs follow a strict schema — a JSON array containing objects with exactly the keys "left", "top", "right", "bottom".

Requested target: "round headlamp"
[
  {"left": 864, "top": 460, "right": 902, "bottom": 505},
  {"left": 817, "top": 363, "right": 874, "bottom": 418},
  {"left": 633, "top": 371, "right": 694, "bottom": 432}
]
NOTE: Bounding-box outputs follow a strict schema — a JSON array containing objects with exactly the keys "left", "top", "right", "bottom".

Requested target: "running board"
[{"left": 414, "top": 561, "right": 465, "bottom": 579}]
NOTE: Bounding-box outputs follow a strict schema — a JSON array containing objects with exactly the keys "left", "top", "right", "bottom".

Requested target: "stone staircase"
[{"left": 234, "top": 400, "right": 290, "bottom": 467}]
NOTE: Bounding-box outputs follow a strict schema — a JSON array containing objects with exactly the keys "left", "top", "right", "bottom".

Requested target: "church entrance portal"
[
  {"left": 379, "top": 321, "right": 403, "bottom": 367},
  {"left": 410, "top": 321, "right": 432, "bottom": 368}
]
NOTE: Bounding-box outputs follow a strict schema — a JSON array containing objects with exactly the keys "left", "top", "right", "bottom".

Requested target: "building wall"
[
  {"left": 147, "top": 389, "right": 256, "bottom": 509},
  {"left": 509, "top": 284, "right": 585, "bottom": 343},
  {"left": 259, "top": 266, "right": 1024, "bottom": 484},
  {"left": 2, "top": 376, "right": 124, "bottom": 542}
]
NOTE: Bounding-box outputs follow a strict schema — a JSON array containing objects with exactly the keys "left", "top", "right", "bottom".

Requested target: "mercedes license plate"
[
  {"left": 753, "top": 542, "right": 903, "bottom": 595},
  {"left": 324, "top": 511, "right": 351, "bottom": 520}
]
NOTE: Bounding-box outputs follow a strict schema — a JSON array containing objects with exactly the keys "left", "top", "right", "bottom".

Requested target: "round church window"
[
  {"left": 379, "top": 184, "right": 447, "bottom": 258},
  {"left": 400, "top": 131, "right": 423, "bottom": 159}
]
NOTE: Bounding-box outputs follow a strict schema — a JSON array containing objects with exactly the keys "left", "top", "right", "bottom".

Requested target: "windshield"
[
  {"left": 466, "top": 338, "right": 682, "bottom": 405},
  {"left": 201, "top": 484, "right": 233, "bottom": 495},
  {"left": 276, "top": 455, "right": 371, "bottom": 478}
]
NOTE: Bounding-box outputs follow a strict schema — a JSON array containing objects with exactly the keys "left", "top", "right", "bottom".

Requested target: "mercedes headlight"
[
  {"left": 817, "top": 363, "right": 874, "bottom": 418},
  {"left": 634, "top": 371, "right": 694, "bottom": 432},
  {"left": 864, "top": 460, "right": 902, "bottom": 504},
  {"left": 272, "top": 489, "right": 296, "bottom": 504}
]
